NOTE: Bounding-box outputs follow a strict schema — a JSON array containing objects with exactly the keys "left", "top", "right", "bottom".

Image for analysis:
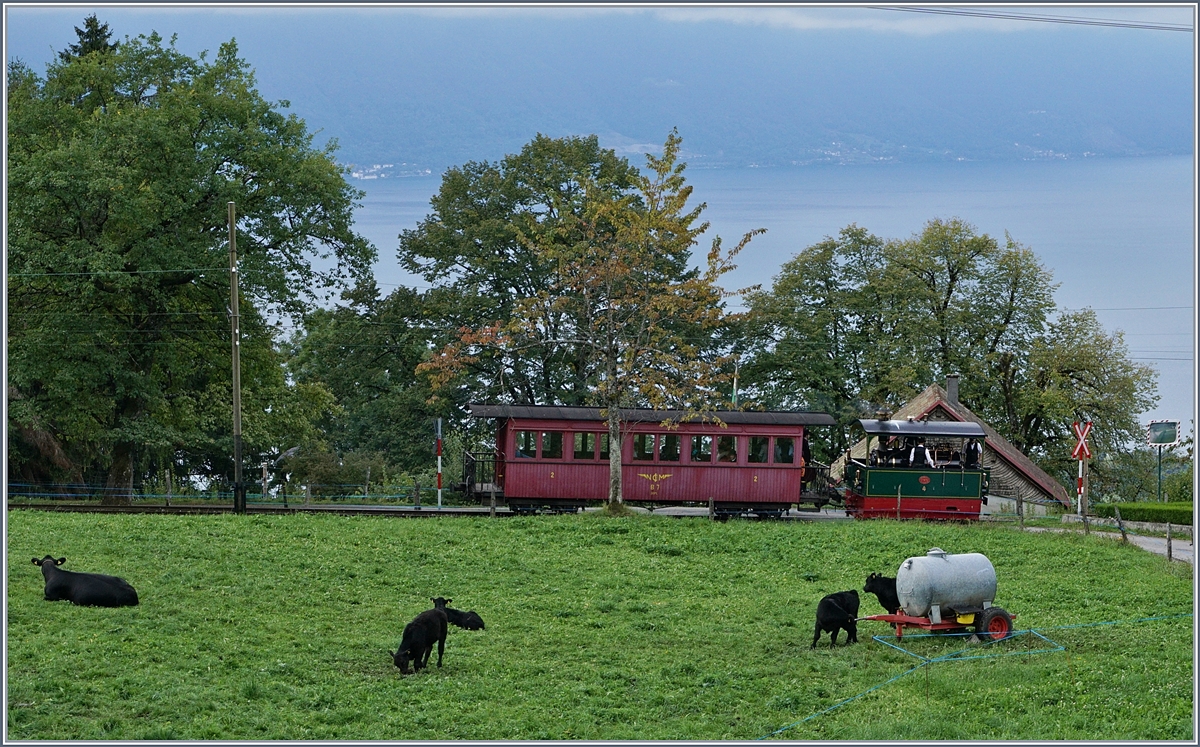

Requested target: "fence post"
[
  {"left": 708, "top": 495, "right": 715, "bottom": 521},
  {"left": 1017, "top": 495, "right": 1024, "bottom": 530},
  {"left": 166, "top": 470, "right": 172, "bottom": 508},
  {"left": 1082, "top": 510, "right": 1090, "bottom": 535},
  {"left": 1166, "top": 522, "right": 1172, "bottom": 562},
  {"left": 1114, "top": 506, "right": 1128, "bottom": 542},
  {"left": 414, "top": 481, "right": 421, "bottom": 510},
  {"left": 489, "top": 482, "right": 496, "bottom": 519},
  {"left": 305, "top": 483, "right": 311, "bottom": 506},
  {"left": 896, "top": 486, "right": 902, "bottom": 521}
]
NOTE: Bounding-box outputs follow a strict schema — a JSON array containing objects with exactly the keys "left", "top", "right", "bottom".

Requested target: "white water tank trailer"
[{"left": 864, "top": 547, "right": 1014, "bottom": 639}]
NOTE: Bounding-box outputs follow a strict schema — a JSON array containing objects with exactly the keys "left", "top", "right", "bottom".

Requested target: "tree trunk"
[
  {"left": 607, "top": 410, "right": 622, "bottom": 506},
  {"left": 102, "top": 442, "right": 134, "bottom": 506}
]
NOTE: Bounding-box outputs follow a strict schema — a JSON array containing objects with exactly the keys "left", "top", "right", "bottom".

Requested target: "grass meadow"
[{"left": 5, "top": 509, "right": 1194, "bottom": 740}]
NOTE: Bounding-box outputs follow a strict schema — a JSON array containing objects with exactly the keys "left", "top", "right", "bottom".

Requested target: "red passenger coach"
[{"left": 463, "top": 404, "right": 836, "bottom": 516}]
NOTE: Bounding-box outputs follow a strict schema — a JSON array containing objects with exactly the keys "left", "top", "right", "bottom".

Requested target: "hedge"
[{"left": 1093, "top": 502, "right": 1194, "bottom": 526}]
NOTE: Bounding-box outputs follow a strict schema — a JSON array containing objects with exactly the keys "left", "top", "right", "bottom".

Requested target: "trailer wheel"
[{"left": 977, "top": 607, "right": 1013, "bottom": 641}]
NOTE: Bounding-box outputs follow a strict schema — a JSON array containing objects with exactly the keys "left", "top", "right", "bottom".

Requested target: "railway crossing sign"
[{"left": 1071, "top": 421, "right": 1093, "bottom": 460}]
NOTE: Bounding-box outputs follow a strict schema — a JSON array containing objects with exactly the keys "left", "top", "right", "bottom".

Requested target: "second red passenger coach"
[{"left": 466, "top": 404, "right": 836, "bottom": 515}]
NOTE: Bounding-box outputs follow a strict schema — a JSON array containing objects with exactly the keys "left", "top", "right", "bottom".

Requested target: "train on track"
[
  {"left": 842, "top": 417, "right": 991, "bottom": 521},
  {"left": 462, "top": 404, "right": 838, "bottom": 518},
  {"left": 462, "top": 405, "right": 992, "bottom": 520}
]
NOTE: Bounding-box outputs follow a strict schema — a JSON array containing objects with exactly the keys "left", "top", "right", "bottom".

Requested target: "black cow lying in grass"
[
  {"left": 863, "top": 573, "right": 901, "bottom": 614},
  {"left": 812, "top": 590, "right": 859, "bottom": 649},
  {"left": 32, "top": 556, "right": 139, "bottom": 607},
  {"left": 432, "top": 597, "right": 485, "bottom": 630},
  {"left": 392, "top": 601, "right": 448, "bottom": 674}
]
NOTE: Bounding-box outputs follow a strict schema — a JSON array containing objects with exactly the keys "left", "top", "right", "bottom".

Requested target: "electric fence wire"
[{"left": 756, "top": 612, "right": 1193, "bottom": 740}]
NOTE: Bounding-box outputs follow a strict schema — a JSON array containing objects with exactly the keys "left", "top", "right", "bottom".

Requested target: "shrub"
[{"left": 1093, "top": 502, "right": 1193, "bottom": 526}]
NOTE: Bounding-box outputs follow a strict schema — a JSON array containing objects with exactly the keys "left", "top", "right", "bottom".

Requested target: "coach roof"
[
  {"left": 468, "top": 404, "right": 835, "bottom": 426},
  {"left": 855, "top": 419, "right": 986, "bottom": 438}
]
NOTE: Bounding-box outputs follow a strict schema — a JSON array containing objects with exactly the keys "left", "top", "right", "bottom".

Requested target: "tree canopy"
[
  {"left": 417, "top": 131, "right": 757, "bottom": 505},
  {"left": 741, "top": 219, "right": 1159, "bottom": 479},
  {"left": 398, "top": 133, "right": 641, "bottom": 408},
  {"left": 7, "top": 28, "right": 373, "bottom": 499}
]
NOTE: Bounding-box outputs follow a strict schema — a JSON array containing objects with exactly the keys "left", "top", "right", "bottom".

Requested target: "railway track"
[{"left": 6, "top": 502, "right": 515, "bottom": 518}]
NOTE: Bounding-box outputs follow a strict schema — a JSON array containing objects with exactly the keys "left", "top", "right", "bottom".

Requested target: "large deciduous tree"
[
  {"left": 7, "top": 26, "right": 374, "bottom": 500},
  {"left": 742, "top": 218, "right": 1157, "bottom": 476},
  {"left": 284, "top": 280, "right": 448, "bottom": 474},
  {"left": 398, "top": 133, "right": 640, "bottom": 408},
  {"left": 421, "top": 131, "right": 756, "bottom": 508}
]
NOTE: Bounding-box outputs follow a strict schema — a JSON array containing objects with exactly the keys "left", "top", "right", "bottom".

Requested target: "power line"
[
  {"left": 8, "top": 267, "right": 228, "bottom": 278},
  {"left": 870, "top": 6, "right": 1194, "bottom": 32},
  {"left": 1070, "top": 306, "right": 1193, "bottom": 312}
]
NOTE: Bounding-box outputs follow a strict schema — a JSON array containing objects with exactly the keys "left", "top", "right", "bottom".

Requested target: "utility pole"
[
  {"left": 229, "top": 202, "right": 245, "bottom": 514},
  {"left": 436, "top": 418, "right": 443, "bottom": 508}
]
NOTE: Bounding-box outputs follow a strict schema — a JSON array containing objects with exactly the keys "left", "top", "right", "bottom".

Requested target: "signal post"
[{"left": 1072, "top": 421, "right": 1092, "bottom": 516}]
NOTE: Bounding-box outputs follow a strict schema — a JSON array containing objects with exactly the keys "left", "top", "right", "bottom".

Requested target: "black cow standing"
[
  {"left": 863, "top": 573, "right": 901, "bottom": 615},
  {"left": 32, "top": 556, "right": 138, "bottom": 607},
  {"left": 392, "top": 600, "right": 448, "bottom": 674},
  {"left": 432, "top": 596, "right": 485, "bottom": 631},
  {"left": 812, "top": 590, "right": 859, "bottom": 649}
]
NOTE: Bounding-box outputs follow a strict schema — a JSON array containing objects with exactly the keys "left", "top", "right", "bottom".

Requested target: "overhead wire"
[{"left": 869, "top": 6, "right": 1194, "bottom": 32}]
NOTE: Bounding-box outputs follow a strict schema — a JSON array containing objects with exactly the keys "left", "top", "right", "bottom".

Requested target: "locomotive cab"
[{"left": 843, "top": 419, "right": 990, "bottom": 521}]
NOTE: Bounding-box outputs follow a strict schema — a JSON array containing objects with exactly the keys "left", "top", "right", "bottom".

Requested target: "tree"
[
  {"left": 57, "top": 14, "right": 119, "bottom": 62},
  {"left": 742, "top": 219, "right": 1156, "bottom": 473},
  {"left": 7, "top": 26, "right": 374, "bottom": 501},
  {"left": 399, "top": 133, "right": 639, "bottom": 408},
  {"left": 1002, "top": 309, "right": 1159, "bottom": 486},
  {"left": 284, "top": 280, "right": 450, "bottom": 474},
  {"left": 421, "top": 131, "right": 757, "bottom": 508}
]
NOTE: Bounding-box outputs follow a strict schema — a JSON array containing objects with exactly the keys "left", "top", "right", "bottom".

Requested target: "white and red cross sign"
[{"left": 1071, "top": 421, "right": 1093, "bottom": 460}]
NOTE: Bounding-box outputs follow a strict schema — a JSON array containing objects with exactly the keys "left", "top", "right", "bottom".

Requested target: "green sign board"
[{"left": 1146, "top": 421, "right": 1180, "bottom": 448}]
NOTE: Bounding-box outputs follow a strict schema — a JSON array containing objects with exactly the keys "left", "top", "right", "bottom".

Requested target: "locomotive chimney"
[{"left": 946, "top": 374, "right": 960, "bottom": 405}]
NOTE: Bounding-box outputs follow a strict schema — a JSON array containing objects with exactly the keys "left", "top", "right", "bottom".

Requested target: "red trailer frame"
[{"left": 466, "top": 404, "right": 835, "bottom": 514}]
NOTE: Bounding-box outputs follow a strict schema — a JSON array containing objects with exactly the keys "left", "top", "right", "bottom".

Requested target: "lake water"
[{"left": 352, "top": 155, "right": 1195, "bottom": 425}]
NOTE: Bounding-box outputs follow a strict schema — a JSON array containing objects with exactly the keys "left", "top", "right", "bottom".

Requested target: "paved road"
[{"left": 1023, "top": 525, "right": 1193, "bottom": 565}]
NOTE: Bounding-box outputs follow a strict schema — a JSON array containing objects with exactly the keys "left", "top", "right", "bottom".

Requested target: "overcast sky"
[{"left": 5, "top": 5, "right": 1195, "bottom": 168}]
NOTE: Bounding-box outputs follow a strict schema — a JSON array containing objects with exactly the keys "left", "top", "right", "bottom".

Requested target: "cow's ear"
[
  {"left": 31, "top": 557, "right": 41, "bottom": 566},
  {"left": 55, "top": 558, "right": 66, "bottom": 565}
]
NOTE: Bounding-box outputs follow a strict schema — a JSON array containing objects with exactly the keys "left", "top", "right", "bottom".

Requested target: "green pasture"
[{"left": 5, "top": 510, "right": 1194, "bottom": 740}]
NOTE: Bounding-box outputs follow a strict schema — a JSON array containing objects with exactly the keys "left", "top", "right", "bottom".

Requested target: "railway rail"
[{"left": 6, "top": 502, "right": 517, "bottom": 518}]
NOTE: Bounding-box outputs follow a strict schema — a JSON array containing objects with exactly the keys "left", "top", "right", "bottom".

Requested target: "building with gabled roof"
[{"left": 832, "top": 375, "right": 1071, "bottom": 515}]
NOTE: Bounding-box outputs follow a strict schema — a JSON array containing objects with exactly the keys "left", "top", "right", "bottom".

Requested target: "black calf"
[
  {"left": 863, "top": 573, "right": 901, "bottom": 614},
  {"left": 32, "top": 556, "right": 138, "bottom": 607},
  {"left": 432, "top": 597, "right": 485, "bottom": 631},
  {"left": 812, "top": 590, "right": 859, "bottom": 649},
  {"left": 392, "top": 601, "right": 448, "bottom": 674}
]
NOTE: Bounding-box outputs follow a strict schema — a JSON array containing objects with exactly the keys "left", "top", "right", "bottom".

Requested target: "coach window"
[
  {"left": 633, "top": 433, "right": 656, "bottom": 461},
  {"left": 690, "top": 435, "right": 712, "bottom": 462},
  {"left": 598, "top": 433, "right": 610, "bottom": 460},
  {"left": 541, "top": 432, "right": 563, "bottom": 459},
  {"left": 574, "top": 432, "right": 597, "bottom": 460},
  {"left": 515, "top": 430, "right": 537, "bottom": 458},
  {"left": 717, "top": 435, "right": 737, "bottom": 463},
  {"left": 774, "top": 437, "right": 795, "bottom": 464},
  {"left": 660, "top": 434, "right": 681, "bottom": 462},
  {"left": 748, "top": 436, "right": 769, "bottom": 463}
]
